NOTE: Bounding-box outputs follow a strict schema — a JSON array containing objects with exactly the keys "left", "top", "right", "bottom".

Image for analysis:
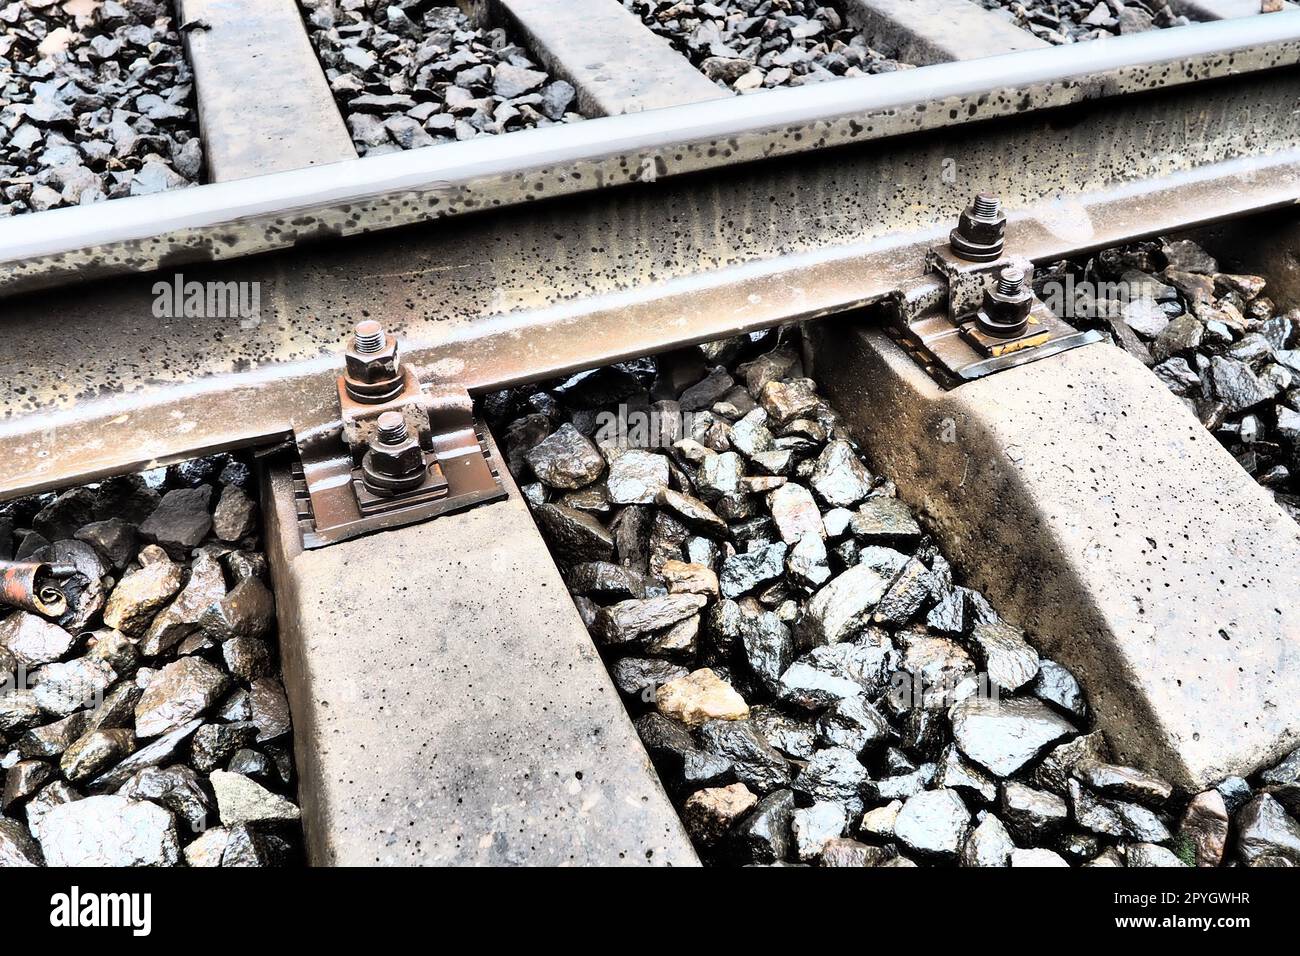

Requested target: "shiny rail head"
[{"left": 0, "top": 14, "right": 1299, "bottom": 298}]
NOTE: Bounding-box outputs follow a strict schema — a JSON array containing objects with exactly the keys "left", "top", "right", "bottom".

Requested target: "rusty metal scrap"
[{"left": 0, "top": 560, "right": 72, "bottom": 618}]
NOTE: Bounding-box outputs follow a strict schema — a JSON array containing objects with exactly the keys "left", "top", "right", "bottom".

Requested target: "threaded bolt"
[
  {"left": 353, "top": 320, "right": 386, "bottom": 355},
  {"left": 997, "top": 266, "right": 1025, "bottom": 296},
  {"left": 376, "top": 411, "right": 407, "bottom": 445},
  {"left": 973, "top": 194, "right": 1000, "bottom": 218}
]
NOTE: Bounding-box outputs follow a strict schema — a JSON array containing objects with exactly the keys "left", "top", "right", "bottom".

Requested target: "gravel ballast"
[
  {"left": 298, "top": 1, "right": 583, "bottom": 156},
  {"left": 975, "top": 0, "right": 1194, "bottom": 43},
  {"left": 0, "top": 454, "right": 300, "bottom": 867},
  {"left": 620, "top": 1, "right": 911, "bottom": 94},
  {"left": 0, "top": 0, "right": 202, "bottom": 217},
  {"left": 492, "top": 328, "right": 1300, "bottom": 866},
  {"left": 1037, "top": 238, "right": 1300, "bottom": 518}
]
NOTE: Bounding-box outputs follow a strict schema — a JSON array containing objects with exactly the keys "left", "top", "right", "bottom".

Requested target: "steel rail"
[
  {"left": 2, "top": 145, "right": 1296, "bottom": 502},
  {"left": 1, "top": 14, "right": 1299, "bottom": 298}
]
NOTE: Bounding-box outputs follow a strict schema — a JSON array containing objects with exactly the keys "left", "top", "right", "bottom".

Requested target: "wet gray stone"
[
  {"left": 1030, "top": 659, "right": 1087, "bottom": 718},
  {"left": 785, "top": 533, "right": 831, "bottom": 589},
  {"left": 898, "top": 632, "right": 977, "bottom": 706},
  {"left": 699, "top": 719, "right": 791, "bottom": 794},
  {"left": 1126, "top": 843, "right": 1186, "bottom": 867},
  {"left": 606, "top": 450, "right": 670, "bottom": 505},
  {"left": 767, "top": 482, "right": 823, "bottom": 543},
  {"left": 969, "top": 618, "right": 1040, "bottom": 691},
  {"left": 1261, "top": 746, "right": 1300, "bottom": 787},
  {"left": 190, "top": 721, "right": 260, "bottom": 774},
  {"left": 849, "top": 497, "right": 922, "bottom": 546},
  {"left": 1210, "top": 355, "right": 1278, "bottom": 413},
  {"left": 810, "top": 440, "right": 873, "bottom": 507},
  {"left": 212, "top": 485, "right": 257, "bottom": 542},
  {"left": 695, "top": 451, "right": 744, "bottom": 502},
  {"left": 1033, "top": 731, "right": 1110, "bottom": 796},
  {"left": 895, "top": 788, "right": 970, "bottom": 859},
  {"left": 140, "top": 549, "right": 226, "bottom": 655},
  {"left": 739, "top": 611, "right": 793, "bottom": 693},
  {"left": 222, "top": 636, "right": 274, "bottom": 682},
  {"left": 729, "top": 408, "right": 774, "bottom": 457},
  {"left": 31, "top": 656, "right": 117, "bottom": 716},
  {"left": 657, "top": 488, "right": 728, "bottom": 538},
  {"left": 732, "top": 788, "right": 795, "bottom": 864},
  {"left": 1076, "top": 762, "right": 1173, "bottom": 806},
  {"left": 635, "top": 712, "right": 732, "bottom": 791},
  {"left": 2, "top": 759, "right": 53, "bottom": 810},
  {"left": 720, "top": 542, "right": 788, "bottom": 598},
  {"left": 18, "top": 711, "right": 88, "bottom": 760},
  {"left": 74, "top": 518, "right": 137, "bottom": 570},
  {"left": 1113, "top": 800, "right": 1172, "bottom": 843},
  {"left": 139, "top": 487, "right": 214, "bottom": 555},
  {"left": 118, "top": 764, "right": 213, "bottom": 834},
  {"left": 596, "top": 593, "right": 708, "bottom": 645},
  {"left": 933, "top": 744, "right": 997, "bottom": 803},
  {"left": 82, "top": 682, "right": 142, "bottom": 735},
  {"left": 1151, "top": 314, "right": 1204, "bottom": 362},
  {"left": 102, "top": 546, "right": 184, "bottom": 635},
  {"left": 950, "top": 695, "right": 1077, "bottom": 777},
  {"left": 38, "top": 794, "right": 180, "bottom": 866},
  {"left": 796, "top": 563, "right": 892, "bottom": 646},
  {"left": 960, "top": 811, "right": 1015, "bottom": 867},
  {"left": 680, "top": 368, "right": 735, "bottom": 412},
  {"left": 134, "top": 658, "right": 230, "bottom": 738},
  {"left": 750, "top": 705, "right": 817, "bottom": 761},
  {"left": 871, "top": 556, "right": 932, "bottom": 627},
  {"left": 0, "top": 690, "right": 42, "bottom": 734},
  {"left": 792, "top": 801, "right": 847, "bottom": 861},
  {"left": 249, "top": 678, "right": 292, "bottom": 742},
  {"left": 1000, "top": 781, "right": 1068, "bottom": 843},
  {"left": 199, "top": 577, "right": 275, "bottom": 642},
  {"left": 1069, "top": 778, "right": 1126, "bottom": 837},
  {"left": 534, "top": 503, "right": 615, "bottom": 563},
  {"left": 1236, "top": 793, "right": 1300, "bottom": 866},
  {"left": 526, "top": 424, "right": 605, "bottom": 490},
  {"left": 0, "top": 612, "right": 76, "bottom": 667},
  {"left": 816, "top": 694, "right": 892, "bottom": 754},
  {"left": 793, "top": 746, "right": 868, "bottom": 806},
  {"left": 61, "top": 728, "right": 135, "bottom": 783},
  {"left": 778, "top": 637, "right": 895, "bottom": 710},
  {"left": 610, "top": 657, "right": 689, "bottom": 699},
  {"left": 0, "top": 818, "right": 43, "bottom": 866}
]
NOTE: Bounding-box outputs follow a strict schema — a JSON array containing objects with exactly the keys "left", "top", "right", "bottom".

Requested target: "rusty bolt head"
[
  {"left": 950, "top": 194, "right": 1007, "bottom": 262},
  {"left": 976, "top": 268, "right": 1033, "bottom": 337},
  {"left": 365, "top": 426, "right": 424, "bottom": 481},
  {"left": 345, "top": 332, "right": 401, "bottom": 385}
]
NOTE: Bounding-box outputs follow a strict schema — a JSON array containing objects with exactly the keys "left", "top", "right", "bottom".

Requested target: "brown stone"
[
  {"left": 1178, "top": 789, "right": 1228, "bottom": 867},
  {"left": 656, "top": 668, "right": 749, "bottom": 728},
  {"left": 683, "top": 783, "right": 757, "bottom": 846}
]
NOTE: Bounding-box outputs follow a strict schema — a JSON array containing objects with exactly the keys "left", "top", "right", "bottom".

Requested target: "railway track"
[{"left": 1, "top": 1, "right": 1300, "bottom": 870}]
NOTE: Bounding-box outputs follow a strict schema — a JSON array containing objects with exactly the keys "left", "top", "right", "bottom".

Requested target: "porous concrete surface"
[
  {"left": 177, "top": 0, "right": 355, "bottom": 180},
  {"left": 807, "top": 327, "right": 1300, "bottom": 790},
  {"left": 840, "top": 0, "right": 1049, "bottom": 64},
  {"left": 263, "top": 452, "right": 698, "bottom": 866},
  {"left": 484, "top": 0, "right": 728, "bottom": 115}
]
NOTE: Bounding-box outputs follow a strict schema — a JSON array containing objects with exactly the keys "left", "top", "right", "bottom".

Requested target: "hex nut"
[
  {"left": 365, "top": 434, "right": 424, "bottom": 480},
  {"left": 345, "top": 335, "right": 401, "bottom": 385}
]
